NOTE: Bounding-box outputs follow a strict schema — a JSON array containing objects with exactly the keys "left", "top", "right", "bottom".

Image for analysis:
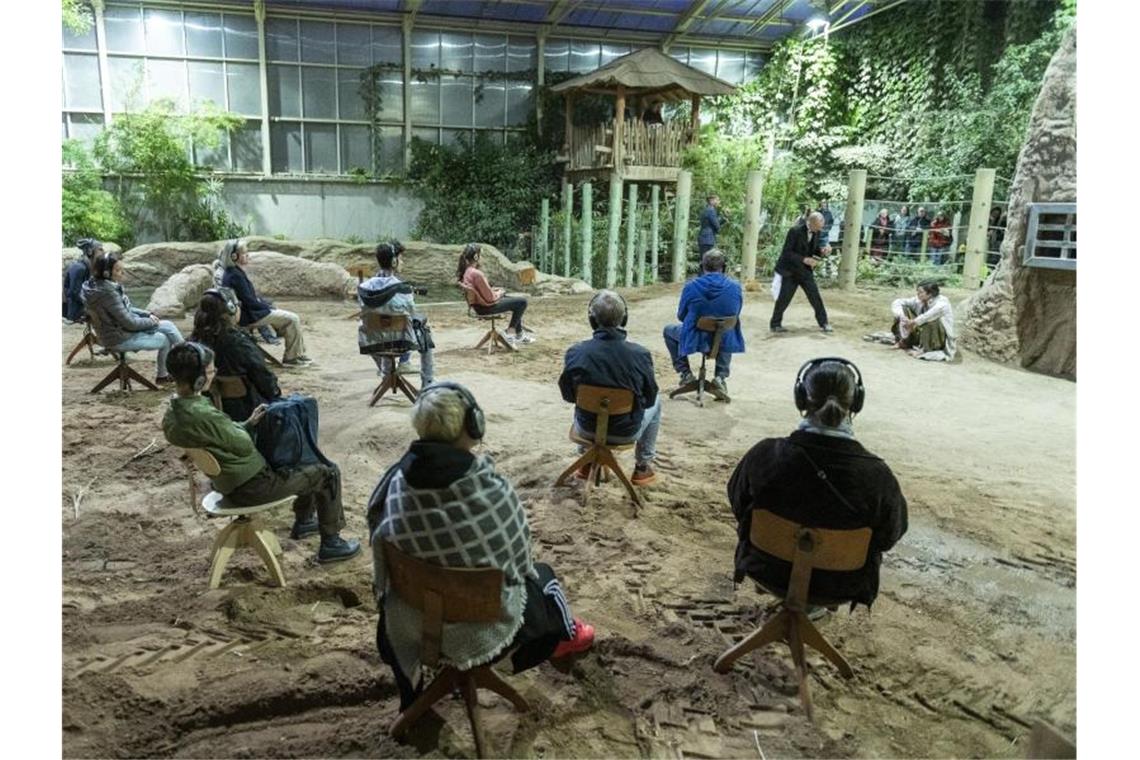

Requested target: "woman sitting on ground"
[
  {"left": 219, "top": 239, "right": 312, "bottom": 366},
  {"left": 367, "top": 382, "right": 594, "bottom": 710},
  {"left": 890, "top": 279, "right": 957, "bottom": 361},
  {"left": 456, "top": 243, "right": 533, "bottom": 345},
  {"left": 191, "top": 287, "right": 282, "bottom": 421},
  {"left": 80, "top": 253, "right": 184, "bottom": 384}
]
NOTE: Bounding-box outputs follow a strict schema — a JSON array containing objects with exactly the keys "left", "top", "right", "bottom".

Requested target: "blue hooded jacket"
[{"left": 676, "top": 272, "right": 745, "bottom": 356}]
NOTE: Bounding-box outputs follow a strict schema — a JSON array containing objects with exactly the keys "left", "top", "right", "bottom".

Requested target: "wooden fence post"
[{"left": 839, "top": 169, "right": 866, "bottom": 290}]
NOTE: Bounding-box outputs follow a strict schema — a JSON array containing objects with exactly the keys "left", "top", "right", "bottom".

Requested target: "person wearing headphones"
[
  {"left": 727, "top": 358, "right": 908, "bottom": 610},
  {"left": 218, "top": 239, "right": 311, "bottom": 366},
  {"left": 366, "top": 381, "right": 595, "bottom": 711},
  {"left": 456, "top": 243, "right": 533, "bottom": 345},
  {"left": 213, "top": 250, "right": 279, "bottom": 345},
  {"left": 559, "top": 289, "right": 661, "bottom": 486},
  {"left": 662, "top": 248, "right": 745, "bottom": 398},
  {"left": 890, "top": 279, "right": 956, "bottom": 361},
  {"left": 80, "top": 252, "right": 184, "bottom": 384},
  {"left": 63, "top": 238, "right": 103, "bottom": 323},
  {"left": 358, "top": 241, "right": 434, "bottom": 386},
  {"left": 162, "top": 342, "right": 360, "bottom": 562},
  {"left": 190, "top": 287, "right": 282, "bottom": 421}
]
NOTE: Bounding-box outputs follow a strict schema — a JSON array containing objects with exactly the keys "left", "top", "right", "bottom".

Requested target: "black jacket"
[
  {"left": 727, "top": 430, "right": 908, "bottom": 607},
  {"left": 221, "top": 266, "right": 272, "bottom": 326},
  {"left": 558, "top": 327, "right": 658, "bottom": 439},
  {"left": 775, "top": 221, "right": 824, "bottom": 280},
  {"left": 205, "top": 327, "right": 282, "bottom": 421}
]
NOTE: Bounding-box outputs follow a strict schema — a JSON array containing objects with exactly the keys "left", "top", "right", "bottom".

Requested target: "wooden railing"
[{"left": 566, "top": 119, "right": 693, "bottom": 172}]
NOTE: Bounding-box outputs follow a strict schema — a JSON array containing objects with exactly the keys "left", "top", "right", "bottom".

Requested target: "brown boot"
[{"left": 631, "top": 463, "right": 656, "bottom": 486}]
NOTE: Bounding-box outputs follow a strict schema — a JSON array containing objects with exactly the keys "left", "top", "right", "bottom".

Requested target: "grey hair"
[
  {"left": 588, "top": 289, "right": 626, "bottom": 328},
  {"left": 700, "top": 248, "right": 726, "bottom": 273},
  {"left": 411, "top": 386, "right": 468, "bottom": 443},
  {"left": 219, "top": 239, "right": 245, "bottom": 269},
  {"left": 807, "top": 211, "right": 825, "bottom": 226}
]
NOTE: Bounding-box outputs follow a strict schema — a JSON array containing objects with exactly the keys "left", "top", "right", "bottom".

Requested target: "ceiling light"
[{"left": 806, "top": 17, "right": 829, "bottom": 31}]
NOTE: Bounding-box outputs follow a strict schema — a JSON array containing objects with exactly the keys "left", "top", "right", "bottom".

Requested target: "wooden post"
[
  {"left": 564, "top": 93, "right": 573, "bottom": 159},
  {"left": 650, "top": 184, "right": 660, "bottom": 284},
  {"left": 606, "top": 173, "right": 623, "bottom": 288},
  {"left": 402, "top": 15, "right": 413, "bottom": 171},
  {"left": 741, "top": 169, "right": 764, "bottom": 284},
  {"left": 580, "top": 181, "right": 593, "bottom": 286},
  {"left": 920, "top": 229, "right": 929, "bottom": 262},
  {"left": 625, "top": 183, "right": 638, "bottom": 286},
  {"left": 536, "top": 34, "right": 545, "bottom": 138},
  {"left": 538, "top": 197, "right": 550, "bottom": 273},
  {"left": 672, "top": 169, "right": 693, "bottom": 283},
  {"left": 839, "top": 169, "right": 866, "bottom": 290},
  {"left": 963, "top": 168, "right": 995, "bottom": 288},
  {"left": 689, "top": 95, "right": 700, "bottom": 141},
  {"left": 614, "top": 87, "right": 626, "bottom": 168},
  {"left": 636, "top": 220, "right": 647, "bottom": 287},
  {"left": 562, "top": 179, "right": 573, "bottom": 277}
]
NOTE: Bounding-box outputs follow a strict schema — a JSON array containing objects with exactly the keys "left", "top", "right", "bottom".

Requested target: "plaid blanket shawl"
[{"left": 371, "top": 453, "right": 536, "bottom": 675}]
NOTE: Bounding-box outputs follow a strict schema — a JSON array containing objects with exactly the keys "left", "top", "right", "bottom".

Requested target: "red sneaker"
[{"left": 552, "top": 618, "right": 595, "bottom": 659}]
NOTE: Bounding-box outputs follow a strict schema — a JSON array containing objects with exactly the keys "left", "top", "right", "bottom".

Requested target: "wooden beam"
[{"left": 661, "top": 0, "right": 713, "bottom": 53}]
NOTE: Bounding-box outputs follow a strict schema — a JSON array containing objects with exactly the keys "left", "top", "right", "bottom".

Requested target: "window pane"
[
  {"left": 337, "top": 23, "right": 371, "bottom": 66},
  {"left": 271, "top": 122, "right": 303, "bottom": 173},
  {"left": 265, "top": 18, "right": 298, "bottom": 62},
  {"left": 341, "top": 124, "right": 371, "bottom": 174},
  {"left": 745, "top": 52, "right": 764, "bottom": 81},
  {"left": 146, "top": 59, "right": 188, "bottom": 111},
  {"left": 569, "top": 41, "right": 599, "bottom": 72},
  {"left": 305, "top": 124, "right": 338, "bottom": 173},
  {"left": 441, "top": 75, "right": 472, "bottom": 127},
  {"left": 377, "top": 73, "right": 403, "bottom": 122},
  {"left": 224, "top": 15, "right": 259, "bottom": 60},
  {"left": 185, "top": 12, "right": 223, "bottom": 58},
  {"left": 372, "top": 26, "right": 402, "bottom": 67},
  {"left": 688, "top": 48, "right": 717, "bottom": 76},
  {"left": 507, "top": 37, "right": 536, "bottom": 73},
  {"left": 194, "top": 131, "right": 230, "bottom": 170},
  {"left": 600, "top": 43, "right": 629, "bottom": 66},
  {"left": 301, "top": 67, "right": 336, "bottom": 119},
  {"left": 474, "top": 79, "right": 504, "bottom": 128},
  {"left": 300, "top": 21, "right": 335, "bottom": 64},
  {"left": 105, "top": 6, "right": 144, "bottom": 53},
  {"left": 440, "top": 32, "right": 473, "bottom": 73},
  {"left": 188, "top": 60, "right": 225, "bottom": 109},
  {"left": 338, "top": 68, "right": 367, "bottom": 121},
  {"left": 544, "top": 38, "right": 569, "bottom": 73},
  {"left": 411, "top": 31, "right": 439, "bottom": 70},
  {"left": 227, "top": 62, "right": 261, "bottom": 115},
  {"left": 67, "top": 114, "right": 104, "bottom": 148},
  {"left": 716, "top": 51, "right": 744, "bottom": 84},
  {"left": 62, "top": 18, "right": 97, "bottom": 51},
  {"left": 474, "top": 34, "right": 506, "bottom": 73},
  {"left": 506, "top": 81, "right": 532, "bottom": 126},
  {"left": 232, "top": 120, "right": 263, "bottom": 172},
  {"left": 669, "top": 48, "right": 689, "bottom": 65},
  {"left": 409, "top": 77, "right": 439, "bottom": 124},
  {"left": 442, "top": 128, "right": 472, "bottom": 148},
  {"left": 108, "top": 57, "right": 145, "bottom": 111},
  {"left": 64, "top": 54, "right": 102, "bottom": 111},
  {"left": 376, "top": 125, "right": 403, "bottom": 173},
  {"left": 145, "top": 8, "right": 185, "bottom": 57},
  {"left": 356, "top": 67, "right": 401, "bottom": 122},
  {"left": 268, "top": 65, "right": 300, "bottom": 118},
  {"left": 412, "top": 127, "right": 439, "bottom": 146}
]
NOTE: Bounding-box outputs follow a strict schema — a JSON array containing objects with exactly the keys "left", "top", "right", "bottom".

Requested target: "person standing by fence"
[{"left": 698, "top": 193, "right": 725, "bottom": 255}]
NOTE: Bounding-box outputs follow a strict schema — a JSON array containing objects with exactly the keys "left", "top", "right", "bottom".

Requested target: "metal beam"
[
  {"left": 543, "top": 0, "right": 581, "bottom": 36},
  {"left": 832, "top": 0, "right": 874, "bottom": 28},
  {"left": 661, "top": 0, "right": 713, "bottom": 53},
  {"left": 403, "top": 0, "right": 424, "bottom": 30},
  {"left": 743, "top": 0, "right": 795, "bottom": 37},
  {"left": 829, "top": 0, "right": 906, "bottom": 34}
]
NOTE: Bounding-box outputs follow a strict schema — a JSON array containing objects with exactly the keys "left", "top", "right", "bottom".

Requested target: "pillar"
[
  {"left": 580, "top": 181, "right": 593, "bottom": 286},
  {"left": 741, "top": 169, "right": 764, "bottom": 284},
  {"left": 625, "top": 183, "right": 638, "bottom": 286},
  {"left": 606, "top": 173, "right": 623, "bottom": 288},
  {"left": 963, "top": 168, "right": 996, "bottom": 289},
  {"left": 562, "top": 178, "right": 573, "bottom": 277},
  {"left": 672, "top": 169, "right": 693, "bottom": 283},
  {"left": 839, "top": 169, "right": 866, "bottom": 290},
  {"left": 650, "top": 184, "right": 660, "bottom": 284},
  {"left": 538, "top": 197, "right": 549, "bottom": 273}
]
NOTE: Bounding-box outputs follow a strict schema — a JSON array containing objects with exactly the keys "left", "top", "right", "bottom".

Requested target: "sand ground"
[{"left": 61, "top": 282, "right": 1075, "bottom": 758}]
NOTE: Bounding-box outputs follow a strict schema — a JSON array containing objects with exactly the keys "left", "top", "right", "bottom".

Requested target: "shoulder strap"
[{"left": 791, "top": 442, "right": 861, "bottom": 516}]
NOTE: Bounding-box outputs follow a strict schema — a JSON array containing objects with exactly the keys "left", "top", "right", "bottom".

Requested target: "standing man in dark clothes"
[
  {"left": 770, "top": 211, "right": 833, "bottom": 334},
  {"left": 817, "top": 199, "right": 834, "bottom": 246},
  {"left": 63, "top": 238, "right": 102, "bottom": 323},
  {"left": 698, "top": 193, "right": 725, "bottom": 255}
]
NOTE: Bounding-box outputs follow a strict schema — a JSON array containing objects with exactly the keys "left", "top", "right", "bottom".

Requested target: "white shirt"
[{"left": 891, "top": 293, "right": 956, "bottom": 359}]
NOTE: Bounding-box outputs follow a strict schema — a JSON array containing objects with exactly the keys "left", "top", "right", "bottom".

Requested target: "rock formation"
[{"left": 60, "top": 242, "right": 122, "bottom": 271}]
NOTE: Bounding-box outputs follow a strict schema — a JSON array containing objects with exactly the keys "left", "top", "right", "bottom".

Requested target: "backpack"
[{"left": 254, "top": 394, "right": 332, "bottom": 469}]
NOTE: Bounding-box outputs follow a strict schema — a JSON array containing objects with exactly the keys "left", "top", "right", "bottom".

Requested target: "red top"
[
  {"left": 462, "top": 267, "right": 498, "bottom": 306},
  {"left": 929, "top": 219, "right": 952, "bottom": 247}
]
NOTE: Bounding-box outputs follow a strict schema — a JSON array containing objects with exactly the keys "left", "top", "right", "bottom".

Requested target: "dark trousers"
[
  {"left": 770, "top": 272, "right": 829, "bottom": 329},
  {"left": 227, "top": 463, "right": 345, "bottom": 536},
  {"left": 698, "top": 242, "right": 715, "bottom": 254},
  {"left": 474, "top": 296, "right": 527, "bottom": 333},
  {"left": 662, "top": 323, "right": 731, "bottom": 378}
]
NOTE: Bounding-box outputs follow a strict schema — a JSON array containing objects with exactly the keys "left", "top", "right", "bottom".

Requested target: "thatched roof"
[{"left": 549, "top": 48, "right": 736, "bottom": 101}]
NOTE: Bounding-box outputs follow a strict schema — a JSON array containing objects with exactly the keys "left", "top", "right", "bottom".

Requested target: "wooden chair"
[
  {"left": 462, "top": 286, "right": 515, "bottom": 355},
  {"left": 713, "top": 509, "right": 871, "bottom": 722},
  {"left": 65, "top": 318, "right": 99, "bottom": 365},
  {"left": 669, "top": 315, "right": 738, "bottom": 406},
  {"left": 362, "top": 312, "right": 420, "bottom": 406},
  {"left": 85, "top": 311, "right": 160, "bottom": 394},
  {"left": 554, "top": 385, "right": 643, "bottom": 514},
  {"left": 185, "top": 448, "right": 293, "bottom": 589},
  {"left": 243, "top": 327, "right": 283, "bottom": 367},
  {"left": 383, "top": 541, "right": 530, "bottom": 759}
]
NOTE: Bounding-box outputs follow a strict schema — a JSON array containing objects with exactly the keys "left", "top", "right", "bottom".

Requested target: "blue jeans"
[
  {"left": 663, "top": 323, "right": 731, "bottom": 378},
  {"left": 114, "top": 320, "right": 184, "bottom": 376},
  {"left": 371, "top": 349, "right": 434, "bottom": 384},
  {"left": 575, "top": 395, "right": 662, "bottom": 467}
]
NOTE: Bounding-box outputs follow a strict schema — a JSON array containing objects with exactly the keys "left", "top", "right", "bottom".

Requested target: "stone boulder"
[
  {"left": 60, "top": 241, "right": 123, "bottom": 272},
  {"left": 146, "top": 264, "right": 215, "bottom": 318},
  {"left": 120, "top": 241, "right": 224, "bottom": 286}
]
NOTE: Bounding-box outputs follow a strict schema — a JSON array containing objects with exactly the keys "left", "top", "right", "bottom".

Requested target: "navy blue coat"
[
  {"left": 676, "top": 272, "right": 745, "bottom": 356},
  {"left": 62, "top": 260, "right": 89, "bottom": 321},
  {"left": 221, "top": 266, "right": 273, "bottom": 326},
  {"left": 697, "top": 205, "right": 722, "bottom": 246},
  {"left": 559, "top": 327, "right": 658, "bottom": 439}
]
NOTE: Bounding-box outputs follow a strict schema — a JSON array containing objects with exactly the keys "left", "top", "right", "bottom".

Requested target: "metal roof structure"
[
  {"left": 255, "top": 0, "right": 891, "bottom": 52},
  {"left": 550, "top": 47, "right": 736, "bottom": 98}
]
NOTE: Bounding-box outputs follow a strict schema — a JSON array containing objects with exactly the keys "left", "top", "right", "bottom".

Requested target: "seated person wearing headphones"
[
  {"left": 63, "top": 238, "right": 103, "bottom": 324},
  {"left": 213, "top": 250, "right": 278, "bottom": 345},
  {"left": 727, "top": 358, "right": 908, "bottom": 611},
  {"left": 162, "top": 342, "right": 361, "bottom": 562},
  {"left": 81, "top": 252, "right": 185, "bottom": 384},
  {"left": 219, "top": 239, "right": 311, "bottom": 366},
  {"left": 662, "top": 248, "right": 745, "bottom": 397},
  {"left": 190, "top": 287, "right": 282, "bottom": 422},
  {"left": 366, "top": 382, "right": 594, "bottom": 711},
  {"left": 358, "top": 241, "right": 435, "bottom": 386},
  {"left": 456, "top": 243, "right": 533, "bottom": 345},
  {"left": 558, "top": 290, "right": 661, "bottom": 486}
]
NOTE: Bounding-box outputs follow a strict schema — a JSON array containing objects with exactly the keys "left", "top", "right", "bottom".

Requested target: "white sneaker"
[{"left": 513, "top": 333, "right": 535, "bottom": 344}]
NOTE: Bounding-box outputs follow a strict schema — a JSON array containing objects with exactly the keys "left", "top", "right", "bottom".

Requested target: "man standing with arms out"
[
  {"left": 770, "top": 211, "right": 833, "bottom": 334},
  {"left": 698, "top": 193, "right": 725, "bottom": 255}
]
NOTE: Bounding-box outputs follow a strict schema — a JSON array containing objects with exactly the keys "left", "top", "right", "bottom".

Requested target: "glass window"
[
  {"left": 185, "top": 12, "right": 223, "bottom": 58},
  {"left": 64, "top": 54, "right": 102, "bottom": 111},
  {"left": 544, "top": 38, "right": 569, "bottom": 73},
  {"left": 569, "top": 40, "right": 600, "bottom": 73},
  {"left": 304, "top": 124, "right": 338, "bottom": 172},
  {"left": 412, "top": 127, "right": 439, "bottom": 146},
  {"left": 340, "top": 124, "right": 371, "bottom": 173},
  {"left": 338, "top": 68, "right": 367, "bottom": 121},
  {"left": 600, "top": 43, "right": 630, "bottom": 66},
  {"left": 337, "top": 23, "right": 371, "bottom": 66},
  {"left": 377, "top": 73, "right": 404, "bottom": 122},
  {"left": 506, "top": 81, "right": 532, "bottom": 126},
  {"left": 146, "top": 59, "right": 188, "bottom": 111},
  {"left": 268, "top": 65, "right": 300, "bottom": 118},
  {"left": 265, "top": 18, "right": 298, "bottom": 62},
  {"left": 688, "top": 48, "right": 717, "bottom": 76},
  {"left": 441, "top": 75, "right": 472, "bottom": 127},
  {"left": 440, "top": 32, "right": 473, "bottom": 72},
  {"left": 104, "top": 6, "right": 144, "bottom": 54},
  {"left": 474, "top": 79, "right": 505, "bottom": 128},
  {"left": 442, "top": 128, "right": 472, "bottom": 148},
  {"left": 507, "top": 37, "right": 536, "bottom": 73},
  {"left": 745, "top": 52, "right": 764, "bottom": 81},
  {"left": 232, "top": 121, "right": 263, "bottom": 172},
  {"left": 411, "top": 30, "right": 439, "bottom": 70},
  {"left": 194, "top": 132, "right": 230, "bottom": 170},
  {"left": 108, "top": 57, "right": 145, "bottom": 111},
  {"left": 301, "top": 67, "right": 336, "bottom": 119},
  {"left": 226, "top": 63, "right": 261, "bottom": 115},
  {"left": 271, "top": 122, "right": 303, "bottom": 173},
  {"left": 372, "top": 26, "right": 402, "bottom": 67},
  {"left": 716, "top": 51, "right": 744, "bottom": 84},
  {"left": 372, "top": 125, "right": 403, "bottom": 172},
  {"left": 474, "top": 34, "right": 506, "bottom": 73},
  {"left": 409, "top": 77, "right": 439, "bottom": 124},
  {"left": 224, "top": 14, "right": 259, "bottom": 60},
  {"left": 62, "top": 18, "right": 97, "bottom": 51},
  {"left": 300, "top": 20, "right": 335, "bottom": 64},
  {"left": 188, "top": 60, "right": 225, "bottom": 109},
  {"left": 145, "top": 8, "right": 185, "bottom": 57},
  {"left": 67, "top": 114, "right": 104, "bottom": 148},
  {"left": 669, "top": 48, "right": 688, "bottom": 65}
]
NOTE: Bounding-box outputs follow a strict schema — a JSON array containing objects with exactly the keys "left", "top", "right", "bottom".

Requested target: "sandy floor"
[{"left": 61, "top": 282, "right": 1075, "bottom": 758}]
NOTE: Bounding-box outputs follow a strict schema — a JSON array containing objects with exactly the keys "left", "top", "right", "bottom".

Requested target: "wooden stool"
[
  {"left": 65, "top": 319, "right": 98, "bottom": 365},
  {"left": 554, "top": 385, "right": 642, "bottom": 514},
  {"left": 85, "top": 310, "right": 160, "bottom": 393},
  {"left": 669, "top": 315, "right": 737, "bottom": 406},
  {"left": 186, "top": 448, "right": 293, "bottom": 589},
  {"left": 383, "top": 542, "right": 529, "bottom": 758},
  {"left": 462, "top": 286, "right": 516, "bottom": 354},
  {"left": 713, "top": 510, "right": 871, "bottom": 722},
  {"left": 362, "top": 313, "right": 420, "bottom": 405}
]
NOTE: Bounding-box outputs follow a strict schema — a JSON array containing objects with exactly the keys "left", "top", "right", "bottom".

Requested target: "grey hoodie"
[{"left": 80, "top": 278, "right": 154, "bottom": 349}]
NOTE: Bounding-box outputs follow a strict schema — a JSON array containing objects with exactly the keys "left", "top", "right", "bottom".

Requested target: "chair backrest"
[
  {"left": 575, "top": 385, "right": 634, "bottom": 449},
  {"left": 362, "top": 311, "right": 409, "bottom": 332},
  {"left": 185, "top": 447, "right": 222, "bottom": 477},
  {"left": 382, "top": 540, "right": 504, "bottom": 666},
  {"left": 695, "top": 315, "right": 738, "bottom": 360}
]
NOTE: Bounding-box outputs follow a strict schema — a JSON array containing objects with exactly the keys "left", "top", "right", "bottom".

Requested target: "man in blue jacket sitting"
[
  {"left": 219, "top": 239, "right": 312, "bottom": 366},
  {"left": 662, "top": 249, "right": 745, "bottom": 398}
]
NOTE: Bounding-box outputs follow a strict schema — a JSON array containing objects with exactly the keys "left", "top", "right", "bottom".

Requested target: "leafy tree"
[
  {"left": 62, "top": 140, "right": 132, "bottom": 247},
  {"left": 62, "top": 0, "right": 93, "bottom": 35}
]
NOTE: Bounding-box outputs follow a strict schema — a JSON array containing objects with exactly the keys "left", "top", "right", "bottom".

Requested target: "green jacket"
[{"left": 163, "top": 394, "right": 266, "bottom": 493}]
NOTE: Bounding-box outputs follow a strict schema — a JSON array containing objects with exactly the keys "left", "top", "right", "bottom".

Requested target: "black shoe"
[
  {"left": 770, "top": 325, "right": 788, "bottom": 333},
  {"left": 318, "top": 535, "right": 361, "bottom": 563},
  {"left": 290, "top": 517, "right": 319, "bottom": 540},
  {"left": 678, "top": 370, "right": 696, "bottom": 387}
]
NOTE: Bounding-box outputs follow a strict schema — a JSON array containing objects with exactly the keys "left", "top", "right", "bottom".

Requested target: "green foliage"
[
  {"left": 344, "top": 234, "right": 365, "bottom": 245},
  {"left": 62, "top": 0, "right": 93, "bottom": 35},
  {"left": 62, "top": 140, "right": 132, "bottom": 247}
]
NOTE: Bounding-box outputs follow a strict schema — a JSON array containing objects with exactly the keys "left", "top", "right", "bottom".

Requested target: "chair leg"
[
  {"left": 121, "top": 361, "right": 160, "bottom": 391},
  {"left": 390, "top": 668, "right": 461, "bottom": 739},
  {"left": 596, "top": 447, "right": 643, "bottom": 513},
  {"left": 249, "top": 524, "right": 287, "bottom": 588},
  {"left": 696, "top": 357, "right": 707, "bottom": 408},
  {"left": 713, "top": 608, "right": 790, "bottom": 674},
  {"left": 89, "top": 363, "right": 124, "bottom": 394},
  {"left": 554, "top": 447, "right": 598, "bottom": 488},
  {"left": 262, "top": 528, "right": 284, "bottom": 556},
  {"left": 256, "top": 343, "right": 283, "bottom": 368},
  {"left": 207, "top": 520, "right": 246, "bottom": 589},
  {"left": 473, "top": 667, "right": 529, "bottom": 713},
  {"left": 460, "top": 671, "right": 487, "bottom": 759},
  {"left": 370, "top": 373, "right": 396, "bottom": 407},
  {"left": 798, "top": 615, "right": 854, "bottom": 678},
  {"left": 66, "top": 333, "right": 94, "bottom": 365},
  {"left": 474, "top": 328, "right": 494, "bottom": 351},
  {"left": 394, "top": 373, "right": 420, "bottom": 404},
  {"left": 494, "top": 329, "right": 516, "bottom": 352},
  {"left": 788, "top": 616, "right": 814, "bottom": 723}
]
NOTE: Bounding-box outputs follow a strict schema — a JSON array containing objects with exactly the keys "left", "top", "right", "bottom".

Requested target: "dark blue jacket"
[
  {"left": 221, "top": 266, "right": 272, "bottom": 326},
  {"left": 676, "top": 272, "right": 745, "bottom": 356},
  {"left": 63, "top": 260, "right": 89, "bottom": 321},
  {"left": 697, "top": 205, "right": 723, "bottom": 246},
  {"left": 559, "top": 327, "right": 658, "bottom": 439},
  {"left": 776, "top": 221, "right": 824, "bottom": 280}
]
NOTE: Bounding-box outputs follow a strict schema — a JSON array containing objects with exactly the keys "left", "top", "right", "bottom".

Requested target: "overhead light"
[{"left": 806, "top": 16, "right": 829, "bottom": 32}]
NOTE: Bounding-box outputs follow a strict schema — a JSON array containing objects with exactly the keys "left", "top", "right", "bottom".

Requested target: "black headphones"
[
  {"left": 94, "top": 253, "right": 119, "bottom": 280},
  {"left": 419, "top": 381, "right": 485, "bottom": 440},
  {"left": 222, "top": 239, "right": 243, "bottom": 264},
  {"left": 587, "top": 290, "right": 629, "bottom": 330},
  {"left": 186, "top": 341, "right": 215, "bottom": 393},
  {"left": 203, "top": 287, "right": 238, "bottom": 315},
  {"left": 794, "top": 357, "right": 865, "bottom": 415}
]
